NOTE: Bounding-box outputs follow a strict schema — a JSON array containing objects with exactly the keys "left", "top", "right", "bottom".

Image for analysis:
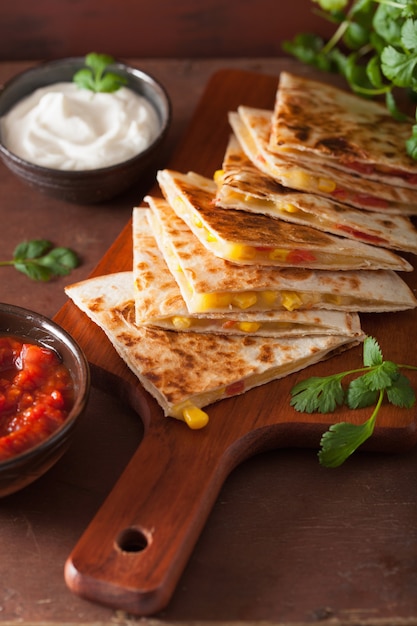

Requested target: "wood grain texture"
[
  {"left": 56, "top": 69, "right": 417, "bottom": 615},
  {"left": 0, "top": 0, "right": 335, "bottom": 61}
]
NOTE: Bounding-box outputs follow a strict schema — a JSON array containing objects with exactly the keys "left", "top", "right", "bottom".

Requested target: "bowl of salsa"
[{"left": 0, "top": 303, "right": 90, "bottom": 496}]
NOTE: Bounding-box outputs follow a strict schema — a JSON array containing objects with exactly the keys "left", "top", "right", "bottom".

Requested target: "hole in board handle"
[{"left": 116, "top": 527, "right": 149, "bottom": 553}]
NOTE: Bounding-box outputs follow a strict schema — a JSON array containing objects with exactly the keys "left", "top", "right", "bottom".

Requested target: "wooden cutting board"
[{"left": 55, "top": 69, "right": 417, "bottom": 616}]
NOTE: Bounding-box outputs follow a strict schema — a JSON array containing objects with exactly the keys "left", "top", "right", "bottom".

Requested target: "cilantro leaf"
[
  {"left": 0, "top": 239, "right": 80, "bottom": 282},
  {"left": 362, "top": 335, "right": 383, "bottom": 366},
  {"left": 318, "top": 405, "right": 378, "bottom": 467},
  {"left": 386, "top": 373, "right": 416, "bottom": 408},
  {"left": 73, "top": 52, "right": 127, "bottom": 93},
  {"left": 380, "top": 44, "right": 417, "bottom": 88},
  {"left": 346, "top": 376, "right": 378, "bottom": 409},
  {"left": 290, "top": 374, "right": 345, "bottom": 413},
  {"left": 290, "top": 335, "right": 417, "bottom": 466}
]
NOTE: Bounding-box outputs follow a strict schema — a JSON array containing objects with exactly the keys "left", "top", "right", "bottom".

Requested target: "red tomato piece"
[
  {"left": 0, "top": 337, "right": 74, "bottom": 460},
  {"left": 287, "top": 249, "right": 316, "bottom": 264},
  {"left": 225, "top": 380, "right": 245, "bottom": 395}
]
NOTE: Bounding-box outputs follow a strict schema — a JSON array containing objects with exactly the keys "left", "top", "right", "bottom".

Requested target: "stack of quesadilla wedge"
[
  {"left": 228, "top": 74, "right": 417, "bottom": 215},
  {"left": 65, "top": 70, "right": 417, "bottom": 430},
  {"left": 217, "top": 134, "right": 417, "bottom": 255},
  {"left": 65, "top": 269, "right": 363, "bottom": 428},
  {"left": 270, "top": 72, "right": 417, "bottom": 193}
]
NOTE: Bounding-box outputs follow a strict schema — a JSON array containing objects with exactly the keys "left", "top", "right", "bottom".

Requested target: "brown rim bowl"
[
  {"left": 0, "top": 303, "right": 90, "bottom": 497},
  {"left": 0, "top": 58, "right": 171, "bottom": 204}
]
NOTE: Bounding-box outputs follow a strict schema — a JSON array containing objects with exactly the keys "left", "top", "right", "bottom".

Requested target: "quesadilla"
[
  {"left": 231, "top": 106, "right": 417, "bottom": 214},
  {"left": 133, "top": 207, "right": 363, "bottom": 338},
  {"left": 156, "top": 168, "right": 412, "bottom": 272},
  {"left": 144, "top": 195, "right": 417, "bottom": 314},
  {"left": 65, "top": 271, "right": 364, "bottom": 427},
  {"left": 269, "top": 71, "right": 417, "bottom": 191},
  {"left": 217, "top": 132, "right": 417, "bottom": 256}
]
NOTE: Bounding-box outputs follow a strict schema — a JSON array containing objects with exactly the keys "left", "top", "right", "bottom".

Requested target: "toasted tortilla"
[
  {"left": 269, "top": 71, "right": 417, "bottom": 191},
  {"left": 65, "top": 271, "right": 364, "bottom": 425},
  {"left": 217, "top": 132, "right": 417, "bottom": 256},
  {"left": 232, "top": 106, "right": 417, "bottom": 214},
  {"left": 144, "top": 195, "right": 417, "bottom": 314},
  {"left": 156, "top": 168, "right": 411, "bottom": 272},
  {"left": 132, "top": 207, "right": 363, "bottom": 338}
]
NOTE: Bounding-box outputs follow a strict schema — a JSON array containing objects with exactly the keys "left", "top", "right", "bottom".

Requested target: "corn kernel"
[
  {"left": 281, "top": 291, "right": 303, "bottom": 311},
  {"left": 282, "top": 203, "right": 298, "bottom": 213},
  {"left": 213, "top": 169, "right": 224, "bottom": 184},
  {"left": 206, "top": 229, "right": 218, "bottom": 243},
  {"left": 196, "top": 292, "right": 233, "bottom": 311},
  {"left": 227, "top": 243, "right": 256, "bottom": 261},
  {"left": 232, "top": 291, "right": 258, "bottom": 309},
  {"left": 238, "top": 321, "right": 261, "bottom": 333},
  {"left": 192, "top": 213, "right": 203, "bottom": 228},
  {"left": 182, "top": 405, "right": 209, "bottom": 429},
  {"left": 286, "top": 170, "right": 310, "bottom": 188},
  {"left": 318, "top": 177, "right": 336, "bottom": 193},
  {"left": 262, "top": 290, "right": 278, "bottom": 306},
  {"left": 173, "top": 195, "right": 186, "bottom": 215},
  {"left": 269, "top": 248, "right": 289, "bottom": 261},
  {"left": 171, "top": 316, "right": 192, "bottom": 330},
  {"left": 325, "top": 293, "right": 343, "bottom": 305}
]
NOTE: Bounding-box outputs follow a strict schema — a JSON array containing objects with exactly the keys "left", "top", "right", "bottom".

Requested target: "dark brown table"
[{"left": 1, "top": 58, "right": 417, "bottom": 626}]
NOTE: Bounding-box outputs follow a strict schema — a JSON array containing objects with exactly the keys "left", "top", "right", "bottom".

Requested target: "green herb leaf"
[
  {"left": 386, "top": 373, "right": 416, "bottom": 408},
  {"left": 73, "top": 52, "right": 127, "bottom": 93},
  {"left": 346, "top": 376, "right": 378, "bottom": 409},
  {"left": 290, "top": 336, "right": 417, "bottom": 466},
  {"left": 0, "top": 239, "right": 80, "bottom": 282},
  {"left": 290, "top": 374, "right": 346, "bottom": 413},
  {"left": 318, "top": 400, "right": 379, "bottom": 467}
]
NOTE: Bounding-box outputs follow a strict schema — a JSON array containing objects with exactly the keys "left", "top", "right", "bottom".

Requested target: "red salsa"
[{"left": 0, "top": 336, "right": 74, "bottom": 460}]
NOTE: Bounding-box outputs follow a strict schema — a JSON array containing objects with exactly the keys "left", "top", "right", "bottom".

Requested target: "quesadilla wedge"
[
  {"left": 269, "top": 72, "right": 417, "bottom": 191},
  {"left": 133, "top": 207, "right": 363, "bottom": 338},
  {"left": 65, "top": 271, "right": 364, "bottom": 427},
  {"left": 231, "top": 106, "right": 417, "bottom": 215},
  {"left": 217, "top": 133, "right": 417, "bottom": 256},
  {"left": 156, "top": 168, "right": 412, "bottom": 272},
  {"left": 144, "top": 195, "right": 417, "bottom": 314}
]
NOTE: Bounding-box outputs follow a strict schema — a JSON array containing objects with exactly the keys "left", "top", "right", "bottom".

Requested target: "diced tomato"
[
  {"left": 331, "top": 188, "right": 348, "bottom": 201},
  {"left": 222, "top": 320, "right": 237, "bottom": 329},
  {"left": 336, "top": 224, "right": 387, "bottom": 244},
  {"left": 0, "top": 337, "right": 74, "bottom": 460},
  {"left": 352, "top": 194, "right": 390, "bottom": 209},
  {"left": 225, "top": 380, "right": 245, "bottom": 395},
  {"left": 286, "top": 249, "right": 317, "bottom": 264},
  {"left": 343, "top": 161, "right": 375, "bottom": 176}
]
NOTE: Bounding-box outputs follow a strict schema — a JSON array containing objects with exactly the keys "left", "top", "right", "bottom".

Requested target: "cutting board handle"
[{"left": 64, "top": 403, "right": 258, "bottom": 616}]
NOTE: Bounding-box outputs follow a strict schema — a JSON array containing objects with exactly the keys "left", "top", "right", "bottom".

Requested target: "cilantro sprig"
[
  {"left": 73, "top": 53, "right": 127, "bottom": 93},
  {"left": 283, "top": 0, "right": 417, "bottom": 158},
  {"left": 290, "top": 336, "right": 417, "bottom": 467},
  {"left": 0, "top": 239, "right": 79, "bottom": 281}
]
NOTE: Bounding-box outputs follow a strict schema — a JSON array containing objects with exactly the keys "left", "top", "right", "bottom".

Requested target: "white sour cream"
[{"left": 0, "top": 82, "right": 160, "bottom": 170}]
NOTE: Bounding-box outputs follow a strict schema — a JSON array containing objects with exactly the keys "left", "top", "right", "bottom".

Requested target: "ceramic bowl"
[
  {"left": 0, "top": 303, "right": 90, "bottom": 497},
  {"left": 0, "top": 58, "right": 171, "bottom": 203}
]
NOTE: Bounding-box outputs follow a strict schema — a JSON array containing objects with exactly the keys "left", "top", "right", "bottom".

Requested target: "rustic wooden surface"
[
  {"left": 0, "top": 0, "right": 334, "bottom": 61},
  {"left": 1, "top": 58, "right": 417, "bottom": 626}
]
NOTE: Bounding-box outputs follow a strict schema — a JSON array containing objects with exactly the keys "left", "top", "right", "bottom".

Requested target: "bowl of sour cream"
[{"left": 0, "top": 57, "right": 171, "bottom": 203}]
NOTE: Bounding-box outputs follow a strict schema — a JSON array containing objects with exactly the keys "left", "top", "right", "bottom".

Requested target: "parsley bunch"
[
  {"left": 290, "top": 336, "right": 417, "bottom": 467},
  {"left": 0, "top": 239, "right": 79, "bottom": 281},
  {"left": 283, "top": 0, "right": 417, "bottom": 158},
  {"left": 73, "top": 53, "right": 127, "bottom": 93}
]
